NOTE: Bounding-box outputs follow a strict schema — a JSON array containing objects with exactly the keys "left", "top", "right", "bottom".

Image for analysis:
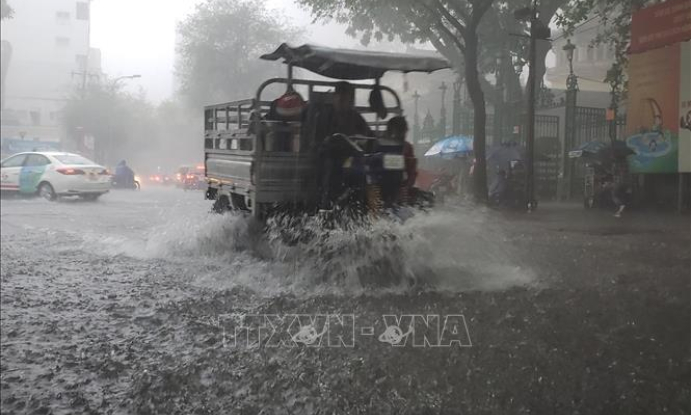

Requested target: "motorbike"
[
  {"left": 111, "top": 175, "right": 140, "bottom": 190},
  {"left": 488, "top": 160, "right": 530, "bottom": 210},
  {"left": 183, "top": 173, "right": 205, "bottom": 190},
  {"left": 428, "top": 172, "right": 457, "bottom": 204}
]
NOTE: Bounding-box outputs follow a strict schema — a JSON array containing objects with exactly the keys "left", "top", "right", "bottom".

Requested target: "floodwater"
[{"left": 1, "top": 187, "right": 688, "bottom": 414}]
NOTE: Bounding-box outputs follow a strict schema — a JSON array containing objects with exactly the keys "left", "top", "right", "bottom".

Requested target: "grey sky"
[{"left": 90, "top": 0, "right": 354, "bottom": 103}]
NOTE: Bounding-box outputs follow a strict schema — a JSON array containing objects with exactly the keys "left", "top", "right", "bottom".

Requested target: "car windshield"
[{"left": 54, "top": 154, "right": 96, "bottom": 165}]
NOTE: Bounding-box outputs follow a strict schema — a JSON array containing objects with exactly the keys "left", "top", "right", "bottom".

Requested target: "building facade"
[
  {"left": 0, "top": 0, "right": 100, "bottom": 152},
  {"left": 547, "top": 17, "right": 616, "bottom": 95}
]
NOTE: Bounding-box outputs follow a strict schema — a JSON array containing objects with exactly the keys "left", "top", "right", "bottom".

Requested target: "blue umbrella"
[{"left": 424, "top": 135, "right": 474, "bottom": 157}]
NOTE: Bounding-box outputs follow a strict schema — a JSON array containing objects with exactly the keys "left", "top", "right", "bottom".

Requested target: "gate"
[
  {"left": 457, "top": 108, "right": 561, "bottom": 199},
  {"left": 534, "top": 115, "right": 560, "bottom": 199},
  {"left": 569, "top": 107, "right": 627, "bottom": 198}
]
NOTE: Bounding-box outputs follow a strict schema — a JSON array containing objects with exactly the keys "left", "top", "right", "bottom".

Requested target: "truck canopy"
[{"left": 260, "top": 43, "right": 451, "bottom": 80}]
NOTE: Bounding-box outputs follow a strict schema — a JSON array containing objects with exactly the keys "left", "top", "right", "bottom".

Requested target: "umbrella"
[
  {"left": 486, "top": 143, "right": 524, "bottom": 169},
  {"left": 424, "top": 135, "right": 473, "bottom": 157},
  {"left": 568, "top": 141, "right": 607, "bottom": 158},
  {"left": 569, "top": 140, "right": 634, "bottom": 159}
]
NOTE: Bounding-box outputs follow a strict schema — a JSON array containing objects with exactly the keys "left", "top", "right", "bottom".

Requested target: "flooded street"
[{"left": 1, "top": 187, "right": 689, "bottom": 414}]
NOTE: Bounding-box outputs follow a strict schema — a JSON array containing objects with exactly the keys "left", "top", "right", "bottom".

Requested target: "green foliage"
[
  {"left": 61, "top": 82, "right": 158, "bottom": 167},
  {"left": 0, "top": 0, "right": 13, "bottom": 20},
  {"left": 175, "top": 0, "right": 300, "bottom": 108},
  {"left": 62, "top": 80, "right": 202, "bottom": 170},
  {"left": 555, "top": 0, "right": 663, "bottom": 108},
  {"left": 297, "top": 0, "right": 498, "bottom": 200}
]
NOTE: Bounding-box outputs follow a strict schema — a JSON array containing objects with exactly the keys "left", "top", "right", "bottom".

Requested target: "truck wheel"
[{"left": 212, "top": 195, "right": 230, "bottom": 214}]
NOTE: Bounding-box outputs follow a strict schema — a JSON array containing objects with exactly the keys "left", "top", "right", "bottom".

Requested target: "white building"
[
  {"left": 546, "top": 18, "right": 616, "bottom": 94},
  {"left": 0, "top": 0, "right": 101, "bottom": 148}
]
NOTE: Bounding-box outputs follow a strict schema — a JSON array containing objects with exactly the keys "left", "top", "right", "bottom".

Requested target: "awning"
[{"left": 260, "top": 43, "right": 451, "bottom": 80}]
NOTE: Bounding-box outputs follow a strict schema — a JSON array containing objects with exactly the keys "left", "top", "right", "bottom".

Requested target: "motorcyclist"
[
  {"left": 489, "top": 169, "right": 508, "bottom": 206},
  {"left": 114, "top": 160, "right": 135, "bottom": 187},
  {"left": 317, "top": 82, "right": 373, "bottom": 208}
]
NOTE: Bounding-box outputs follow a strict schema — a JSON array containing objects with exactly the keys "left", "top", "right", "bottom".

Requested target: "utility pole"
[
  {"left": 514, "top": 0, "right": 550, "bottom": 211},
  {"left": 561, "top": 39, "right": 578, "bottom": 201}
]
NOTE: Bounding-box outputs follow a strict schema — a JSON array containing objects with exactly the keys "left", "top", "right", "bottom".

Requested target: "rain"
[{"left": 1, "top": 0, "right": 690, "bottom": 414}]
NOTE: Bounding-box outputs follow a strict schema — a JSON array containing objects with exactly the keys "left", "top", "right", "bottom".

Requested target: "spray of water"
[{"left": 90, "top": 204, "right": 535, "bottom": 295}]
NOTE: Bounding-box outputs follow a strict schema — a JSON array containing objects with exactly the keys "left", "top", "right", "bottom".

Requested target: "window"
[
  {"left": 75, "top": 54, "right": 87, "bottom": 71},
  {"left": 54, "top": 154, "right": 95, "bottom": 165},
  {"left": 76, "top": 2, "right": 90, "bottom": 20},
  {"left": 25, "top": 154, "right": 51, "bottom": 167},
  {"left": 1, "top": 154, "right": 27, "bottom": 168},
  {"left": 29, "top": 111, "right": 41, "bottom": 126},
  {"left": 55, "top": 37, "right": 70, "bottom": 47},
  {"left": 56, "top": 11, "right": 70, "bottom": 24}
]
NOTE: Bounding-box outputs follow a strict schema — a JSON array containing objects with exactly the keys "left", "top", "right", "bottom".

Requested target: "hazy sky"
[{"left": 90, "top": 0, "right": 354, "bottom": 103}]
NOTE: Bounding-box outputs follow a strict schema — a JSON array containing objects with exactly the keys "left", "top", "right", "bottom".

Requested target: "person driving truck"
[
  {"left": 315, "top": 82, "right": 375, "bottom": 209},
  {"left": 330, "top": 81, "right": 372, "bottom": 137}
]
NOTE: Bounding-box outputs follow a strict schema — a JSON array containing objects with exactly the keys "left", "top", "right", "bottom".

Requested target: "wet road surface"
[{"left": 1, "top": 187, "right": 689, "bottom": 414}]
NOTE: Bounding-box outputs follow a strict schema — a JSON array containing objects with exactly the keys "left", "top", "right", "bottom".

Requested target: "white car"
[{"left": 0, "top": 152, "right": 111, "bottom": 201}]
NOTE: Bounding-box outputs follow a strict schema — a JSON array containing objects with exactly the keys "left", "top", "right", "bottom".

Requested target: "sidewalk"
[{"left": 503, "top": 201, "right": 691, "bottom": 234}]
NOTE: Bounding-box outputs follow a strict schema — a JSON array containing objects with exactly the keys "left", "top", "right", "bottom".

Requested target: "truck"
[{"left": 203, "top": 43, "right": 450, "bottom": 221}]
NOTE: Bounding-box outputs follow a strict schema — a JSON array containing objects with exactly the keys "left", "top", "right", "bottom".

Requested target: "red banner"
[{"left": 630, "top": 0, "right": 691, "bottom": 54}]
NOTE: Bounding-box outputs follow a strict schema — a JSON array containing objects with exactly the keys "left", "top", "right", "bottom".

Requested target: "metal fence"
[{"left": 570, "top": 107, "right": 627, "bottom": 197}]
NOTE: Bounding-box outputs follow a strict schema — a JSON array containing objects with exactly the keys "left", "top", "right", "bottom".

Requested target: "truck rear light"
[{"left": 57, "top": 168, "right": 85, "bottom": 175}]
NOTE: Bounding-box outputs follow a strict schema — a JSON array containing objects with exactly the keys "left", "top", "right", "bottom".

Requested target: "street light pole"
[
  {"left": 511, "top": 54, "right": 524, "bottom": 142},
  {"left": 561, "top": 39, "right": 578, "bottom": 201},
  {"left": 412, "top": 90, "right": 421, "bottom": 145},
  {"left": 110, "top": 74, "right": 141, "bottom": 91}
]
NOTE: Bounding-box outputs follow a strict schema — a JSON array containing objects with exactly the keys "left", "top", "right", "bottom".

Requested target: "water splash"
[{"left": 89, "top": 205, "right": 535, "bottom": 294}]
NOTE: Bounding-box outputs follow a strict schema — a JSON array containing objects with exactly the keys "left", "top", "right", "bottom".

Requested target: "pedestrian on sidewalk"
[{"left": 602, "top": 175, "right": 629, "bottom": 218}]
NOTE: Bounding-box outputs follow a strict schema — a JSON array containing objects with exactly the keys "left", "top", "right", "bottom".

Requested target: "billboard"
[
  {"left": 626, "top": 0, "right": 691, "bottom": 174},
  {"left": 629, "top": 0, "right": 691, "bottom": 54},
  {"left": 680, "top": 41, "right": 691, "bottom": 173}
]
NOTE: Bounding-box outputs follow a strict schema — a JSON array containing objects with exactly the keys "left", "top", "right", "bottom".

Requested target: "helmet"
[{"left": 275, "top": 91, "right": 305, "bottom": 119}]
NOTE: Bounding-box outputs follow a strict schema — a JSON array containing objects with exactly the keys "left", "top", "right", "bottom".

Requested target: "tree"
[
  {"left": 176, "top": 0, "right": 300, "bottom": 109},
  {"left": 61, "top": 81, "right": 157, "bottom": 167},
  {"left": 1, "top": 0, "right": 13, "bottom": 20},
  {"left": 555, "top": 0, "right": 663, "bottom": 110},
  {"left": 299, "top": 0, "right": 501, "bottom": 201}
]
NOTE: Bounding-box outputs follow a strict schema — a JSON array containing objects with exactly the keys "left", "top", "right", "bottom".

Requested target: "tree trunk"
[{"left": 464, "top": 31, "right": 488, "bottom": 203}]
